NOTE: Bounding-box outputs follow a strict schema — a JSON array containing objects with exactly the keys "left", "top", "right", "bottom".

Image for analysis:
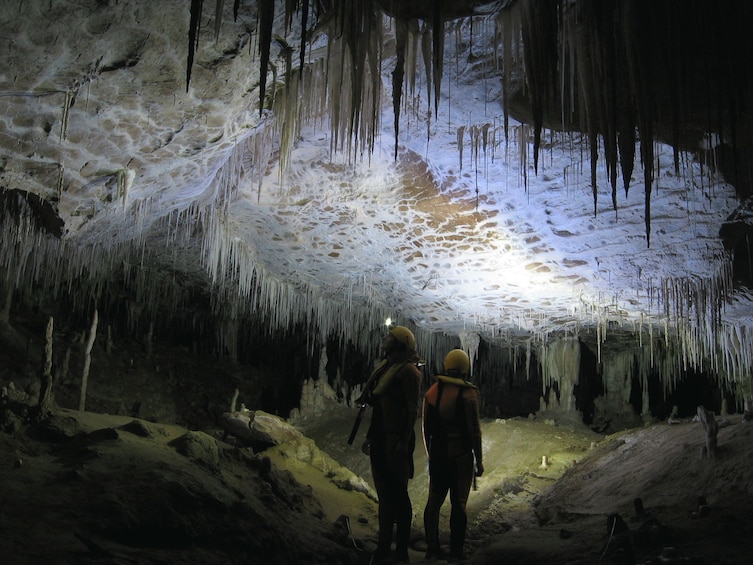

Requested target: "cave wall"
[{"left": 2, "top": 290, "right": 744, "bottom": 436}]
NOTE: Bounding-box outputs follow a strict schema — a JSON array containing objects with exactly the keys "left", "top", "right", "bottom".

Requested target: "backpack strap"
[{"left": 435, "top": 378, "right": 445, "bottom": 409}]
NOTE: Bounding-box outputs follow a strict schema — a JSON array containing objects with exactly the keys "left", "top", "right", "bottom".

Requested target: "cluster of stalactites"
[
  {"left": 515, "top": 0, "right": 753, "bottom": 246},
  {"left": 609, "top": 318, "right": 753, "bottom": 409},
  {"left": 533, "top": 321, "right": 753, "bottom": 412},
  {"left": 263, "top": 0, "right": 386, "bottom": 164},
  {"left": 266, "top": 1, "right": 457, "bottom": 170},
  {"left": 538, "top": 336, "right": 580, "bottom": 397},
  {"left": 0, "top": 202, "right": 196, "bottom": 335},
  {"left": 260, "top": 0, "right": 753, "bottom": 251},
  {"left": 195, "top": 0, "right": 753, "bottom": 250},
  {"left": 3, "top": 180, "right": 753, "bottom": 394},
  {"left": 528, "top": 256, "right": 751, "bottom": 399}
]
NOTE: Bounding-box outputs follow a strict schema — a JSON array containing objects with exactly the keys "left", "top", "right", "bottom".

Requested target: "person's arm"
[
  {"left": 465, "top": 389, "right": 484, "bottom": 476},
  {"left": 393, "top": 364, "right": 421, "bottom": 456},
  {"left": 421, "top": 395, "right": 430, "bottom": 456},
  {"left": 403, "top": 365, "right": 421, "bottom": 440}
]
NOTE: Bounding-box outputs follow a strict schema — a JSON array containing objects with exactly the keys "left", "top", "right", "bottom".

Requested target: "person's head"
[
  {"left": 444, "top": 348, "right": 470, "bottom": 378},
  {"left": 382, "top": 325, "right": 416, "bottom": 354}
]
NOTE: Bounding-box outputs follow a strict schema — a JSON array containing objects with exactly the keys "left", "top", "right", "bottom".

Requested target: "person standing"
[
  {"left": 422, "top": 349, "right": 484, "bottom": 562},
  {"left": 360, "top": 325, "right": 422, "bottom": 563}
]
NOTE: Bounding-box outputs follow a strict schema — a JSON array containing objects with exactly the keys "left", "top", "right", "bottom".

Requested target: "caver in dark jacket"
[{"left": 361, "top": 325, "right": 422, "bottom": 564}]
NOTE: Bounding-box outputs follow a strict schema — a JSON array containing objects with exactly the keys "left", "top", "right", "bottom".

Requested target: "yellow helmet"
[
  {"left": 389, "top": 325, "right": 416, "bottom": 350},
  {"left": 444, "top": 349, "right": 470, "bottom": 376}
]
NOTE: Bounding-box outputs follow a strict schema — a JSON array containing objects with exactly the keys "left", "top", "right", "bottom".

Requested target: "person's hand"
[
  {"left": 361, "top": 439, "right": 371, "bottom": 455},
  {"left": 475, "top": 461, "right": 484, "bottom": 477},
  {"left": 356, "top": 393, "right": 371, "bottom": 407}
]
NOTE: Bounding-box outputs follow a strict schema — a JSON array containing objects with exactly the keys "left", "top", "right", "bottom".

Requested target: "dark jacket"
[{"left": 364, "top": 352, "right": 422, "bottom": 476}]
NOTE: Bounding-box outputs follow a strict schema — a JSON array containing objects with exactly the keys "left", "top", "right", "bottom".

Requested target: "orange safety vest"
[{"left": 423, "top": 376, "right": 477, "bottom": 460}]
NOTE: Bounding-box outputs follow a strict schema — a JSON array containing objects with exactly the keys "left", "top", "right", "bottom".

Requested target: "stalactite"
[
  {"left": 297, "top": 0, "right": 309, "bottom": 83},
  {"left": 481, "top": 122, "right": 491, "bottom": 172},
  {"left": 459, "top": 331, "right": 481, "bottom": 376},
  {"left": 186, "top": 0, "right": 204, "bottom": 92},
  {"left": 497, "top": 4, "right": 520, "bottom": 143},
  {"left": 214, "top": 0, "right": 225, "bottom": 41},
  {"left": 517, "top": 124, "right": 528, "bottom": 191},
  {"left": 393, "top": 18, "right": 408, "bottom": 160},
  {"left": 404, "top": 21, "right": 419, "bottom": 99},
  {"left": 421, "top": 23, "right": 433, "bottom": 112},
  {"left": 539, "top": 336, "right": 580, "bottom": 412},
  {"left": 258, "top": 0, "right": 276, "bottom": 114},
  {"left": 525, "top": 337, "right": 531, "bottom": 380},
  {"left": 518, "top": 0, "right": 558, "bottom": 175},
  {"left": 457, "top": 125, "right": 465, "bottom": 171},
  {"left": 431, "top": 0, "right": 444, "bottom": 119}
]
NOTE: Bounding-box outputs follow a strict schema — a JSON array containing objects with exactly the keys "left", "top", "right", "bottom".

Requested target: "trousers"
[{"left": 423, "top": 451, "right": 474, "bottom": 556}]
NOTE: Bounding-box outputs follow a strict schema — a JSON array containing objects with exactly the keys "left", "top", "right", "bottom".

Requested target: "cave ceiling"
[{"left": 1, "top": 0, "right": 753, "bottom": 376}]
